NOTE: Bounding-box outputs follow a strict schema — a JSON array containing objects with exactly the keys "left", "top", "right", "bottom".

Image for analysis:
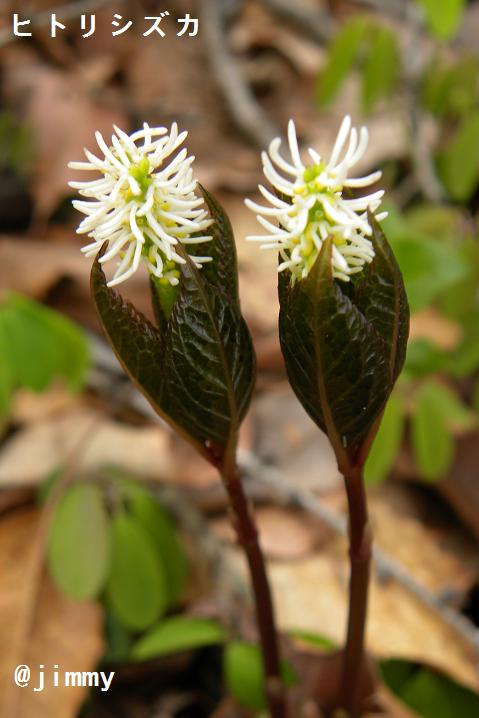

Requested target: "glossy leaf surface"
[
  {"left": 279, "top": 217, "right": 409, "bottom": 458},
  {"left": 91, "top": 188, "right": 255, "bottom": 466}
]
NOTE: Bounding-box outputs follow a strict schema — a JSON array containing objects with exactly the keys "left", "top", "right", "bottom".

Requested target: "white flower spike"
[
  {"left": 69, "top": 123, "right": 212, "bottom": 287},
  {"left": 245, "top": 116, "right": 388, "bottom": 282}
]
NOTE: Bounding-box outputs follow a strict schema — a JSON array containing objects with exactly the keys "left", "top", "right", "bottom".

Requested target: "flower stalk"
[
  {"left": 271, "top": 119, "right": 409, "bottom": 717},
  {"left": 221, "top": 459, "right": 287, "bottom": 718},
  {"left": 339, "top": 457, "right": 372, "bottom": 718}
]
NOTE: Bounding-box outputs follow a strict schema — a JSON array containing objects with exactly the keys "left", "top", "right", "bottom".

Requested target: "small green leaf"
[
  {"left": 402, "top": 671, "right": 479, "bottom": 718},
  {"left": 423, "top": 56, "right": 479, "bottom": 120},
  {"left": 364, "top": 393, "right": 405, "bottom": 486},
  {"left": 224, "top": 642, "right": 297, "bottom": 711},
  {"left": 0, "top": 312, "right": 14, "bottom": 415},
  {"left": 91, "top": 188, "right": 255, "bottom": 467},
  {"left": 380, "top": 659, "right": 417, "bottom": 695},
  {"left": 389, "top": 233, "right": 469, "bottom": 313},
  {"left": 0, "top": 293, "right": 89, "bottom": 416},
  {"left": 361, "top": 27, "right": 400, "bottom": 114},
  {"left": 439, "top": 112, "right": 479, "bottom": 202},
  {"left": 47, "top": 483, "right": 111, "bottom": 601},
  {"left": 382, "top": 659, "right": 479, "bottom": 718},
  {"left": 288, "top": 629, "right": 336, "bottom": 652},
  {"left": 279, "top": 218, "right": 409, "bottom": 458},
  {"left": 404, "top": 339, "right": 448, "bottom": 377},
  {"left": 125, "top": 485, "right": 187, "bottom": 607},
  {"left": 132, "top": 616, "right": 226, "bottom": 661},
  {"left": 316, "top": 18, "right": 369, "bottom": 107},
  {"left": 106, "top": 513, "right": 167, "bottom": 631},
  {"left": 411, "top": 381, "right": 455, "bottom": 480},
  {"left": 37, "top": 467, "right": 63, "bottom": 505},
  {"left": 422, "top": 381, "right": 476, "bottom": 432},
  {"left": 103, "top": 612, "right": 133, "bottom": 664},
  {"left": 417, "top": 0, "right": 466, "bottom": 40}
]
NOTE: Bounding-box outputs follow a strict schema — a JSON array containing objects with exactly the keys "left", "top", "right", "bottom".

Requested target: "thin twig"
[
  {"left": 262, "top": 0, "right": 336, "bottom": 44},
  {"left": 353, "top": 0, "right": 413, "bottom": 23},
  {"left": 87, "top": 334, "right": 479, "bottom": 657},
  {"left": 200, "top": 0, "right": 279, "bottom": 148},
  {"left": 239, "top": 450, "right": 479, "bottom": 658}
]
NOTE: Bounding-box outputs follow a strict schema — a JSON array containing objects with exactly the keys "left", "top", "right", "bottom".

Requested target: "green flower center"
[
  {"left": 303, "top": 162, "right": 324, "bottom": 184},
  {"left": 128, "top": 157, "right": 153, "bottom": 199}
]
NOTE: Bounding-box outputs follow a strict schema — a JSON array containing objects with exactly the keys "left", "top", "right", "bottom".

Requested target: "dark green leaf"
[
  {"left": 316, "top": 17, "right": 369, "bottom": 107},
  {"left": 132, "top": 616, "right": 225, "bottom": 661},
  {"left": 224, "top": 642, "right": 297, "bottom": 711},
  {"left": 279, "top": 220, "right": 409, "bottom": 457},
  {"left": 106, "top": 513, "right": 167, "bottom": 630},
  {"left": 354, "top": 214, "right": 409, "bottom": 385},
  {"left": 439, "top": 112, "right": 479, "bottom": 201},
  {"left": 411, "top": 380, "right": 455, "bottom": 480},
  {"left": 364, "top": 393, "right": 405, "bottom": 486},
  {"left": 47, "top": 483, "right": 111, "bottom": 601},
  {"left": 361, "top": 27, "right": 400, "bottom": 114},
  {"left": 91, "top": 188, "right": 255, "bottom": 467}
]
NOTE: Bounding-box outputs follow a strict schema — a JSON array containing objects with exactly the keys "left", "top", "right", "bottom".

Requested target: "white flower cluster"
[
  {"left": 69, "top": 123, "right": 212, "bottom": 287},
  {"left": 245, "top": 116, "right": 387, "bottom": 282}
]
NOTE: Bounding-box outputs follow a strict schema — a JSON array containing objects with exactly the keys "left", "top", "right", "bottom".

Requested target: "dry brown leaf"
[
  {"left": 0, "top": 507, "right": 103, "bottom": 718},
  {"left": 2, "top": 46, "right": 125, "bottom": 219},
  {"left": 0, "top": 238, "right": 88, "bottom": 299},
  {"left": 409, "top": 307, "right": 463, "bottom": 351},
  {"left": 225, "top": 481, "right": 479, "bottom": 692},
  {"left": 212, "top": 506, "right": 329, "bottom": 560},
  {"left": 253, "top": 383, "right": 341, "bottom": 492},
  {"left": 0, "top": 406, "right": 174, "bottom": 488}
]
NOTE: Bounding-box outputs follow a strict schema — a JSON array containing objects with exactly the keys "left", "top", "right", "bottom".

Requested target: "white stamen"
[
  {"left": 69, "top": 122, "right": 212, "bottom": 286},
  {"left": 245, "top": 116, "right": 386, "bottom": 282}
]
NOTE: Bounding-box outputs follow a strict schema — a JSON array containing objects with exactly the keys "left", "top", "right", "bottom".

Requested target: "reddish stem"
[
  {"left": 340, "top": 462, "right": 373, "bottom": 718},
  {"left": 222, "top": 462, "right": 288, "bottom": 718}
]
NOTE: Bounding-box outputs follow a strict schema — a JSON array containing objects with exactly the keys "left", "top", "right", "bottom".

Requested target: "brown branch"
[
  {"left": 262, "top": 0, "right": 336, "bottom": 44},
  {"left": 200, "top": 0, "right": 279, "bottom": 148},
  {"left": 87, "top": 334, "right": 479, "bottom": 656},
  {"left": 238, "top": 450, "right": 479, "bottom": 657}
]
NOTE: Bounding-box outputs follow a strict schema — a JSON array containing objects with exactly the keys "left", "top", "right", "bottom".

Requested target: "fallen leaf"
[
  {"left": 409, "top": 308, "right": 463, "bottom": 351},
  {"left": 0, "top": 406, "right": 174, "bottom": 488},
  {"left": 224, "top": 481, "right": 479, "bottom": 692},
  {"left": 2, "top": 46, "right": 126, "bottom": 219},
  {"left": 212, "top": 506, "right": 329, "bottom": 560},
  {"left": 252, "top": 383, "right": 341, "bottom": 492},
  {"left": 0, "top": 507, "right": 103, "bottom": 718}
]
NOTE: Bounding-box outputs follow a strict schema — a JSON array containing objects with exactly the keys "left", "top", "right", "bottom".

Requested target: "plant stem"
[
  {"left": 222, "top": 462, "right": 288, "bottom": 718},
  {"left": 340, "top": 462, "right": 372, "bottom": 718}
]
